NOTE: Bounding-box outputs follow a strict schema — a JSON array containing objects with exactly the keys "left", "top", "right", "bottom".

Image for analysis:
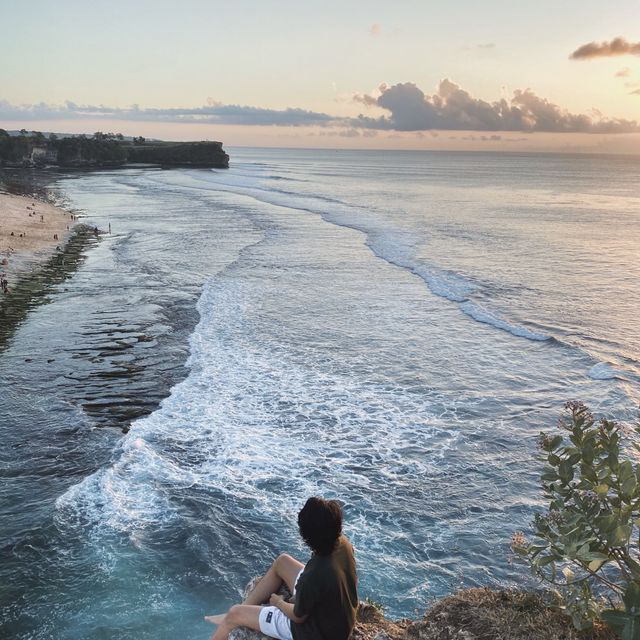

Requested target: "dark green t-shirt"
[{"left": 291, "top": 535, "right": 358, "bottom": 640}]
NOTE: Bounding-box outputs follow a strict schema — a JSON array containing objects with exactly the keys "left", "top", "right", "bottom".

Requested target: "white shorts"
[
  {"left": 258, "top": 607, "right": 293, "bottom": 640},
  {"left": 257, "top": 569, "right": 304, "bottom": 640}
]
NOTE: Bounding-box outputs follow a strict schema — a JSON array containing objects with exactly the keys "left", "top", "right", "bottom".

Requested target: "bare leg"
[
  {"left": 205, "top": 553, "right": 304, "bottom": 632},
  {"left": 210, "top": 604, "right": 262, "bottom": 640},
  {"left": 204, "top": 614, "right": 226, "bottom": 625},
  {"left": 242, "top": 553, "right": 304, "bottom": 606}
]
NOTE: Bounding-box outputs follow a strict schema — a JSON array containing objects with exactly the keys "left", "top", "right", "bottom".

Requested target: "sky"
[{"left": 1, "top": 0, "right": 640, "bottom": 152}]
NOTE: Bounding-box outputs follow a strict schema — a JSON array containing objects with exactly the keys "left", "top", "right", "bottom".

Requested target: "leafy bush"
[
  {"left": 56, "top": 136, "right": 127, "bottom": 166},
  {"left": 512, "top": 401, "right": 640, "bottom": 638}
]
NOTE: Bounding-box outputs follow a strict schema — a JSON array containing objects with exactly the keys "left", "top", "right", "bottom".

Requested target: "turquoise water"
[{"left": 1, "top": 150, "right": 638, "bottom": 639}]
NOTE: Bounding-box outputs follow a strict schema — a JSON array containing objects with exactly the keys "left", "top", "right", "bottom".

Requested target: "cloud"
[
  {"left": 0, "top": 100, "right": 335, "bottom": 127},
  {"left": 350, "top": 79, "right": 640, "bottom": 133},
  {"left": 1, "top": 79, "right": 638, "bottom": 134},
  {"left": 616, "top": 67, "right": 631, "bottom": 77},
  {"left": 369, "top": 23, "right": 381, "bottom": 36},
  {"left": 630, "top": 89, "right": 640, "bottom": 95},
  {"left": 337, "top": 128, "right": 360, "bottom": 137},
  {"left": 461, "top": 134, "right": 502, "bottom": 141},
  {"left": 352, "top": 84, "right": 385, "bottom": 107},
  {"left": 463, "top": 43, "right": 496, "bottom": 51},
  {"left": 570, "top": 37, "right": 640, "bottom": 60}
]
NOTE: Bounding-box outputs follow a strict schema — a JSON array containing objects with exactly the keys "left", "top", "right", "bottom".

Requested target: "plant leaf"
[
  {"left": 611, "top": 525, "right": 632, "bottom": 547},
  {"left": 602, "top": 609, "right": 628, "bottom": 630},
  {"left": 623, "top": 584, "right": 640, "bottom": 613},
  {"left": 622, "top": 616, "right": 640, "bottom": 640}
]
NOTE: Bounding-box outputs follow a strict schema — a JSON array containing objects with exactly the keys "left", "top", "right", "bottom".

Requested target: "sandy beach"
[{"left": 0, "top": 192, "right": 76, "bottom": 290}]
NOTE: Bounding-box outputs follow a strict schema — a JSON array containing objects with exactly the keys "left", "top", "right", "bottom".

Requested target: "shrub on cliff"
[
  {"left": 513, "top": 401, "right": 640, "bottom": 638},
  {"left": 56, "top": 136, "right": 127, "bottom": 166},
  {"left": 0, "top": 134, "right": 31, "bottom": 163}
]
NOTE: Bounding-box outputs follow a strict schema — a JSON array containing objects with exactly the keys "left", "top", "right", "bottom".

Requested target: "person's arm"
[{"left": 269, "top": 594, "right": 307, "bottom": 624}]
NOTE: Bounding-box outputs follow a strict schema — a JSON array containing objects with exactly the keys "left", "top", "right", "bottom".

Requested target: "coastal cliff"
[
  {"left": 228, "top": 594, "right": 617, "bottom": 639},
  {"left": 221, "top": 578, "right": 614, "bottom": 640},
  {"left": 0, "top": 130, "right": 229, "bottom": 168},
  {"left": 127, "top": 140, "right": 229, "bottom": 167}
]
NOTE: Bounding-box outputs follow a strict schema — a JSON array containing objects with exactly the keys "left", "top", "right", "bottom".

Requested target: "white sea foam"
[
  {"left": 143, "top": 169, "right": 551, "bottom": 345},
  {"left": 588, "top": 362, "right": 623, "bottom": 380},
  {"left": 365, "top": 230, "right": 478, "bottom": 304},
  {"left": 459, "top": 302, "right": 550, "bottom": 342},
  {"left": 56, "top": 278, "right": 462, "bottom": 545}
]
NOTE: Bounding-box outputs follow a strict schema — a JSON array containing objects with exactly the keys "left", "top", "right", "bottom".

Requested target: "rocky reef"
[{"left": 0, "top": 131, "right": 229, "bottom": 168}]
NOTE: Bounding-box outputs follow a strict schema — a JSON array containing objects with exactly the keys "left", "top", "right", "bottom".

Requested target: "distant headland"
[{"left": 0, "top": 129, "right": 229, "bottom": 169}]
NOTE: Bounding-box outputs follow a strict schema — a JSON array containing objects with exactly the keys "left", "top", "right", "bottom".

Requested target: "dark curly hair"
[{"left": 297, "top": 496, "right": 343, "bottom": 556}]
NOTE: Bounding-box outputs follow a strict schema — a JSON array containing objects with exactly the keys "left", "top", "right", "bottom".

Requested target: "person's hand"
[{"left": 269, "top": 594, "right": 284, "bottom": 608}]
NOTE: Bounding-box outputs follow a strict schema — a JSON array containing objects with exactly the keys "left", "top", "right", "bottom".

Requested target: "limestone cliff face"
[
  {"left": 0, "top": 137, "right": 52, "bottom": 167},
  {"left": 127, "top": 141, "right": 229, "bottom": 168},
  {"left": 0, "top": 135, "right": 229, "bottom": 169}
]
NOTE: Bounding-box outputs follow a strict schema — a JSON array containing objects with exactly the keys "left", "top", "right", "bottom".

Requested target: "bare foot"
[{"left": 204, "top": 614, "right": 226, "bottom": 625}]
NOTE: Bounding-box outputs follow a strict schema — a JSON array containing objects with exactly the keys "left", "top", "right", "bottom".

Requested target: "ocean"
[{"left": 1, "top": 148, "right": 638, "bottom": 639}]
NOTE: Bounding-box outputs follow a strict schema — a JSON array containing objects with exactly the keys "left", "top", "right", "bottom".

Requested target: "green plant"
[
  {"left": 512, "top": 401, "right": 640, "bottom": 638},
  {"left": 363, "top": 596, "right": 385, "bottom": 614}
]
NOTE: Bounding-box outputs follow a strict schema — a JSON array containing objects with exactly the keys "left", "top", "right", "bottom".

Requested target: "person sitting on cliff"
[{"left": 205, "top": 496, "right": 358, "bottom": 640}]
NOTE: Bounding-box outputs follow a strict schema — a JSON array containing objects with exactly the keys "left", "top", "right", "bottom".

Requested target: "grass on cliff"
[{"left": 353, "top": 588, "right": 618, "bottom": 640}]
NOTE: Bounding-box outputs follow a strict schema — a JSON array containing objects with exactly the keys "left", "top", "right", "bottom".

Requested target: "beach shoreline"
[
  {"left": 0, "top": 189, "right": 99, "bottom": 349},
  {"left": 0, "top": 191, "right": 78, "bottom": 292}
]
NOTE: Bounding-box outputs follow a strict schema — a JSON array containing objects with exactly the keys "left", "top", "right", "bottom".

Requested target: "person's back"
[
  {"left": 292, "top": 535, "right": 358, "bottom": 640},
  {"left": 205, "top": 497, "right": 357, "bottom": 640}
]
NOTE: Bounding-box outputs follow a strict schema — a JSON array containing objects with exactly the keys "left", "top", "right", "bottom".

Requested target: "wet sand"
[{"left": 0, "top": 192, "right": 76, "bottom": 287}]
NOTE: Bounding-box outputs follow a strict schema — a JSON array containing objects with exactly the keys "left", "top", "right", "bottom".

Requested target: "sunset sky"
[{"left": 2, "top": 0, "right": 640, "bottom": 152}]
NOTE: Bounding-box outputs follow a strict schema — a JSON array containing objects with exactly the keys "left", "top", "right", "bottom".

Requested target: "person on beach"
[{"left": 205, "top": 497, "right": 358, "bottom": 640}]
